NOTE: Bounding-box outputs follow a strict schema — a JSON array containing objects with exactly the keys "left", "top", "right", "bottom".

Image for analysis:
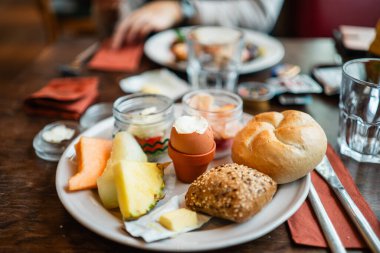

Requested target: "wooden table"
[{"left": 0, "top": 37, "right": 378, "bottom": 253}]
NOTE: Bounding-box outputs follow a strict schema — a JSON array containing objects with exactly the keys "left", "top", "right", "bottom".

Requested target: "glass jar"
[
  {"left": 182, "top": 89, "right": 243, "bottom": 159},
  {"left": 113, "top": 94, "right": 174, "bottom": 161}
]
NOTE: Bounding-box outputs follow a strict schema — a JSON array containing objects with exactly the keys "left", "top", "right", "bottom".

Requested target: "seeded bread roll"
[{"left": 185, "top": 163, "right": 277, "bottom": 223}]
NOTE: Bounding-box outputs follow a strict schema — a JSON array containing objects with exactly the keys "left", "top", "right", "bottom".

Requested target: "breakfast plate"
[
  {"left": 56, "top": 107, "right": 310, "bottom": 252},
  {"left": 144, "top": 27, "right": 285, "bottom": 74}
]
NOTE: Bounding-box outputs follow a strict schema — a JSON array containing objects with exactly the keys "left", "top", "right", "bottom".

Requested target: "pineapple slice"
[
  {"left": 97, "top": 132, "right": 147, "bottom": 209},
  {"left": 113, "top": 161, "right": 169, "bottom": 220}
]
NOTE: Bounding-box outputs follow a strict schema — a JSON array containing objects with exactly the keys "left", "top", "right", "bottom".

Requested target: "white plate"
[
  {"left": 119, "top": 69, "right": 190, "bottom": 100},
  {"left": 144, "top": 27, "right": 285, "bottom": 74},
  {"left": 56, "top": 111, "right": 310, "bottom": 252}
]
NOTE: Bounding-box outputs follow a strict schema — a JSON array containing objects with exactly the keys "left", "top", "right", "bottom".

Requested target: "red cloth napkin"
[
  {"left": 24, "top": 77, "right": 99, "bottom": 120},
  {"left": 87, "top": 40, "right": 143, "bottom": 72},
  {"left": 288, "top": 145, "right": 380, "bottom": 249}
]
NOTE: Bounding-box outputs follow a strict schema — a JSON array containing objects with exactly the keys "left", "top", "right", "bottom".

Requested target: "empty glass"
[
  {"left": 186, "top": 26, "right": 244, "bottom": 91},
  {"left": 338, "top": 58, "right": 380, "bottom": 163}
]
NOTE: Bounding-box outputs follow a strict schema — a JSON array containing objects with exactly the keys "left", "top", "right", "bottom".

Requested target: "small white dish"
[{"left": 119, "top": 69, "right": 190, "bottom": 100}]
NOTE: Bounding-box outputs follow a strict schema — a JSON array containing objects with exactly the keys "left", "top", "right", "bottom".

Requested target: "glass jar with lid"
[
  {"left": 182, "top": 89, "right": 244, "bottom": 159},
  {"left": 113, "top": 94, "right": 174, "bottom": 161}
]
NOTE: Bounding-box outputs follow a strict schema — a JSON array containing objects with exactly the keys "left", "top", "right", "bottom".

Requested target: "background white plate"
[
  {"left": 56, "top": 110, "right": 310, "bottom": 252},
  {"left": 119, "top": 69, "right": 190, "bottom": 100},
  {"left": 144, "top": 27, "right": 285, "bottom": 74}
]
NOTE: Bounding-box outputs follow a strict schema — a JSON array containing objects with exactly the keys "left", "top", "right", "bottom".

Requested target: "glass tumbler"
[
  {"left": 338, "top": 58, "right": 380, "bottom": 163},
  {"left": 186, "top": 26, "right": 244, "bottom": 91},
  {"left": 182, "top": 89, "right": 244, "bottom": 159},
  {"left": 113, "top": 94, "right": 174, "bottom": 161}
]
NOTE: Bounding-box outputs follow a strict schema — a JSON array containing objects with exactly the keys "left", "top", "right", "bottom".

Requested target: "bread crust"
[
  {"left": 231, "top": 110, "right": 327, "bottom": 184},
  {"left": 185, "top": 163, "right": 277, "bottom": 223}
]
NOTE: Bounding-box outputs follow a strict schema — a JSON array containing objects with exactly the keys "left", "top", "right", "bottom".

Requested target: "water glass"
[
  {"left": 338, "top": 58, "right": 380, "bottom": 163},
  {"left": 186, "top": 26, "right": 244, "bottom": 91}
]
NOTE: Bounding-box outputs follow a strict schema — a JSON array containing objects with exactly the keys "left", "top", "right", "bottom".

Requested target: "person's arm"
[
  {"left": 112, "top": 0, "right": 182, "bottom": 49},
  {"left": 191, "top": 0, "right": 284, "bottom": 33}
]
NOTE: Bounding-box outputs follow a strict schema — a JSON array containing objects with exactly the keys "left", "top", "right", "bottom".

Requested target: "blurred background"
[{"left": 1, "top": 0, "right": 379, "bottom": 85}]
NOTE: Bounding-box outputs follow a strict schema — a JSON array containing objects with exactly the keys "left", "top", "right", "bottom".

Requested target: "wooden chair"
[{"left": 35, "top": 0, "right": 97, "bottom": 43}]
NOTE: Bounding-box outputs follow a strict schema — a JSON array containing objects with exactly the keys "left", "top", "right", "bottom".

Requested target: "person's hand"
[{"left": 112, "top": 1, "right": 182, "bottom": 49}]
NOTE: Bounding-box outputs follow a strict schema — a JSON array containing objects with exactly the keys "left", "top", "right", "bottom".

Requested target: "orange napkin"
[
  {"left": 24, "top": 77, "right": 99, "bottom": 120},
  {"left": 288, "top": 145, "right": 380, "bottom": 249},
  {"left": 87, "top": 40, "right": 143, "bottom": 72}
]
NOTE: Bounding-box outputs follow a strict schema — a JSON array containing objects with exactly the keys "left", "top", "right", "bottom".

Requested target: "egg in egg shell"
[{"left": 170, "top": 116, "right": 214, "bottom": 155}]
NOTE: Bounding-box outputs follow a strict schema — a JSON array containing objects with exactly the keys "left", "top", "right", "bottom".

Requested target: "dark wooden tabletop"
[{"left": 0, "top": 37, "right": 378, "bottom": 253}]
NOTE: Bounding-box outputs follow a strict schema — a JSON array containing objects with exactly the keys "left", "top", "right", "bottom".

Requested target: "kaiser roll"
[{"left": 231, "top": 110, "right": 327, "bottom": 184}]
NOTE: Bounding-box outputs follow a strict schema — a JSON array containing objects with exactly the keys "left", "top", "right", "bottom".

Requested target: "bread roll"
[
  {"left": 232, "top": 110, "right": 327, "bottom": 184},
  {"left": 185, "top": 163, "right": 277, "bottom": 223}
]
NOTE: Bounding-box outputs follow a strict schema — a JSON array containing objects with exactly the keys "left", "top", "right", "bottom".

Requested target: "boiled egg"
[{"left": 170, "top": 116, "right": 214, "bottom": 155}]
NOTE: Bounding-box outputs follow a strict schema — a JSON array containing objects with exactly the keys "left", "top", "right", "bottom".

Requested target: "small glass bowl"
[
  {"left": 182, "top": 89, "right": 244, "bottom": 159},
  {"left": 237, "top": 82, "right": 275, "bottom": 110},
  {"left": 113, "top": 94, "right": 175, "bottom": 161},
  {"left": 80, "top": 102, "right": 113, "bottom": 130},
  {"left": 33, "top": 121, "right": 80, "bottom": 162}
]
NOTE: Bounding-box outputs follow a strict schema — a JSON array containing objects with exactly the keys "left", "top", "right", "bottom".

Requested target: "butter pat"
[{"left": 158, "top": 208, "right": 198, "bottom": 231}]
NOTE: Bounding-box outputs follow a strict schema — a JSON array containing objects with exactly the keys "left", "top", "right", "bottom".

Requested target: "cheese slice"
[{"left": 158, "top": 208, "right": 198, "bottom": 231}]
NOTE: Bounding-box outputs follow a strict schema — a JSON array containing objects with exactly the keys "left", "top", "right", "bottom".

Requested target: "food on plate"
[
  {"left": 184, "top": 91, "right": 243, "bottom": 158},
  {"left": 232, "top": 110, "right": 327, "bottom": 184},
  {"left": 114, "top": 160, "right": 169, "bottom": 220},
  {"left": 97, "top": 131, "right": 147, "bottom": 209},
  {"left": 170, "top": 29, "right": 262, "bottom": 63},
  {"left": 68, "top": 137, "right": 112, "bottom": 191},
  {"left": 158, "top": 208, "right": 198, "bottom": 231},
  {"left": 168, "top": 115, "right": 216, "bottom": 183},
  {"left": 170, "top": 116, "right": 214, "bottom": 155},
  {"left": 140, "top": 85, "right": 161, "bottom": 94},
  {"left": 185, "top": 163, "right": 277, "bottom": 223}
]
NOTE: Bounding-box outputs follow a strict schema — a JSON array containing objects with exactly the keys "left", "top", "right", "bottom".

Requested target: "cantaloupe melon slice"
[{"left": 68, "top": 137, "right": 112, "bottom": 191}]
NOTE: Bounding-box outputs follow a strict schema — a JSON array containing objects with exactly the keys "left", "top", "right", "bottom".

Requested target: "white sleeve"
[
  {"left": 192, "top": 0, "right": 284, "bottom": 33},
  {"left": 118, "top": 0, "right": 146, "bottom": 20}
]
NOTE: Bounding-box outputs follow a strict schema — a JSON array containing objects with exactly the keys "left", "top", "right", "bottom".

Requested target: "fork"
[{"left": 315, "top": 156, "right": 380, "bottom": 253}]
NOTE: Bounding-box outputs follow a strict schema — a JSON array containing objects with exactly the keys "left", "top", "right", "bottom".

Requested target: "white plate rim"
[
  {"left": 144, "top": 27, "right": 285, "bottom": 74},
  {"left": 56, "top": 116, "right": 310, "bottom": 252}
]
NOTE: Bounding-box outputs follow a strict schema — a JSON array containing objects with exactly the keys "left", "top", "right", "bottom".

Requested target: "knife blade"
[
  {"left": 315, "top": 156, "right": 380, "bottom": 253},
  {"left": 59, "top": 42, "right": 99, "bottom": 76},
  {"left": 308, "top": 183, "right": 346, "bottom": 253}
]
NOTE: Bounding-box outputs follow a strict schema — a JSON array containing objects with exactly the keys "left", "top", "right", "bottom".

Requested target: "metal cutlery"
[
  {"left": 59, "top": 42, "right": 99, "bottom": 76},
  {"left": 315, "top": 156, "right": 380, "bottom": 253},
  {"left": 308, "top": 183, "right": 347, "bottom": 253}
]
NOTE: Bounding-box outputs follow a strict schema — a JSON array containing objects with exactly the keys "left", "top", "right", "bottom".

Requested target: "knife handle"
[
  {"left": 333, "top": 187, "right": 380, "bottom": 253},
  {"left": 309, "top": 184, "right": 347, "bottom": 253}
]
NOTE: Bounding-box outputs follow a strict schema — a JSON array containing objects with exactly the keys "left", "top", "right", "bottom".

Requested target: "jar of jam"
[
  {"left": 113, "top": 94, "right": 174, "bottom": 161},
  {"left": 182, "top": 89, "right": 243, "bottom": 159}
]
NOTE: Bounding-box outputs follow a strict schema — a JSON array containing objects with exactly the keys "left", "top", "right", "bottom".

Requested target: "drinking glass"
[
  {"left": 338, "top": 58, "right": 380, "bottom": 163},
  {"left": 186, "top": 26, "right": 244, "bottom": 91}
]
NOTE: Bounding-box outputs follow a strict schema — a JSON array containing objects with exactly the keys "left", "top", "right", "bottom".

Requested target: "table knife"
[
  {"left": 59, "top": 42, "right": 99, "bottom": 76},
  {"left": 308, "top": 183, "right": 346, "bottom": 253},
  {"left": 315, "top": 156, "right": 380, "bottom": 253}
]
